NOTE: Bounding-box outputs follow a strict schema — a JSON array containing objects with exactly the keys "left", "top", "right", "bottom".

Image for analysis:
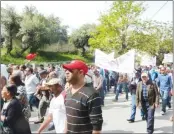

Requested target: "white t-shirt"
[
  {"left": 25, "top": 74, "right": 39, "bottom": 94},
  {"left": 49, "top": 94, "right": 66, "bottom": 133}
]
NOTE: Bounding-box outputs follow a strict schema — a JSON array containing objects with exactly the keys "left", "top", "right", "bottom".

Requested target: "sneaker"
[{"left": 161, "top": 111, "right": 166, "bottom": 115}]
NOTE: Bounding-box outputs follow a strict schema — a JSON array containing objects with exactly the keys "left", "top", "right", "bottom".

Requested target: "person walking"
[
  {"left": 37, "top": 78, "right": 66, "bottom": 134},
  {"left": 136, "top": 72, "right": 159, "bottom": 134},
  {"left": 127, "top": 72, "right": 145, "bottom": 123},
  {"left": 63, "top": 60, "right": 103, "bottom": 134},
  {"left": 157, "top": 67, "right": 172, "bottom": 115},
  {"left": 24, "top": 67, "right": 40, "bottom": 111},
  {"left": 1, "top": 85, "right": 31, "bottom": 134},
  {"left": 34, "top": 70, "right": 50, "bottom": 124},
  {"left": 9, "top": 75, "right": 31, "bottom": 121},
  {"left": 93, "top": 69, "right": 104, "bottom": 106}
]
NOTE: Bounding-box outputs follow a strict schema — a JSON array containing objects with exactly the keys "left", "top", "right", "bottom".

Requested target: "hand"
[
  {"left": 155, "top": 104, "right": 159, "bottom": 108},
  {"left": 36, "top": 85, "right": 42, "bottom": 90},
  {"left": 1, "top": 115, "right": 5, "bottom": 121},
  {"left": 37, "top": 130, "right": 41, "bottom": 134}
]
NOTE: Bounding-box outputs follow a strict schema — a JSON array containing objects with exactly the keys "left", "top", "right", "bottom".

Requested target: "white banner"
[
  {"left": 140, "top": 55, "right": 156, "bottom": 66},
  {"left": 95, "top": 49, "right": 135, "bottom": 73},
  {"left": 109, "top": 49, "right": 135, "bottom": 73},
  {"left": 95, "top": 49, "right": 114, "bottom": 68},
  {"left": 163, "top": 53, "right": 173, "bottom": 63}
]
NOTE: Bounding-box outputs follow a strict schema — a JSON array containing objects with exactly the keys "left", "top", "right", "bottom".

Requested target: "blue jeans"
[
  {"left": 130, "top": 94, "right": 144, "bottom": 120},
  {"left": 160, "top": 90, "right": 169, "bottom": 112},
  {"left": 27, "top": 93, "right": 39, "bottom": 109},
  {"left": 142, "top": 104, "right": 155, "bottom": 134},
  {"left": 115, "top": 83, "right": 122, "bottom": 100}
]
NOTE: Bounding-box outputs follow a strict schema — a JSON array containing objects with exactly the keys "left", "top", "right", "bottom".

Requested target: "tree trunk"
[{"left": 82, "top": 47, "right": 86, "bottom": 57}]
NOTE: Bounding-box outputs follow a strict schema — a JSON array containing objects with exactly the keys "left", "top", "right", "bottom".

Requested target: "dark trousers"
[
  {"left": 98, "top": 88, "right": 104, "bottom": 105},
  {"left": 27, "top": 93, "right": 39, "bottom": 110},
  {"left": 142, "top": 103, "right": 155, "bottom": 134}
]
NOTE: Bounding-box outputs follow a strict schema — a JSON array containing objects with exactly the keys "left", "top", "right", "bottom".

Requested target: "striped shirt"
[{"left": 65, "top": 85, "right": 103, "bottom": 134}]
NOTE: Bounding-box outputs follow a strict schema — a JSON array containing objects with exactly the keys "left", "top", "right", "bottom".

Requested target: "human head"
[
  {"left": 39, "top": 70, "right": 48, "bottom": 79},
  {"left": 25, "top": 67, "right": 33, "bottom": 76},
  {"left": 45, "top": 78, "right": 63, "bottom": 95},
  {"left": 1, "top": 85, "right": 17, "bottom": 100},
  {"left": 49, "top": 71, "right": 58, "bottom": 79},
  {"left": 9, "top": 75, "right": 24, "bottom": 87},
  {"left": 93, "top": 69, "right": 100, "bottom": 76},
  {"left": 63, "top": 60, "right": 88, "bottom": 85},
  {"left": 20, "top": 65, "right": 26, "bottom": 71},
  {"left": 160, "top": 67, "right": 166, "bottom": 74},
  {"left": 141, "top": 72, "right": 148, "bottom": 83}
]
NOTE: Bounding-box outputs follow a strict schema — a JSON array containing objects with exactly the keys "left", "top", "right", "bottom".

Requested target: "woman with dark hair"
[
  {"left": 0, "top": 75, "right": 7, "bottom": 109},
  {"left": 9, "top": 75, "right": 31, "bottom": 121},
  {"left": 1, "top": 85, "right": 31, "bottom": 134}
]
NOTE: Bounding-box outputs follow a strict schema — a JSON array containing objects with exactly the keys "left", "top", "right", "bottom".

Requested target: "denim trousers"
[
  {"left": 142, "top": 103, "right": 155, "bottom": 134},
  {"left": 160, "top": 90, "right": 169, "bottom": 112},
  {"left": 130, "top": 94, "right": 144, "bottom": 120}
]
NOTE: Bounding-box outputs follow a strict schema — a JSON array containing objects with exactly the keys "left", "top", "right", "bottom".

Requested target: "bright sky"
[{"left": 1, "top": 1, "right": 172, "bottom": 34}]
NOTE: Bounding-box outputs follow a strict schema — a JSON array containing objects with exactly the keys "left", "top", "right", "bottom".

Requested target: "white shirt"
[
  {"left": 25, "top": 74, "right": 39, "bottom": 94},
  {"left": 49, "top": 94, "right": 66, "bottom": 133}
]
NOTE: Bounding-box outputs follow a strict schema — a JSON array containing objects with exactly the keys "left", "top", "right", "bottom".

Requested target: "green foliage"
[
  {"left": 89, "top": 1, "right": 145, "bottom": 54},
  {"left": 1, "top": 48, "right": 92, "bottom": 64},
  {"left": 1, "top": 6, "right": 21, "bottom": 54},
  {"left": 70, "top": 24, "right": 96, "bottom": 56}
]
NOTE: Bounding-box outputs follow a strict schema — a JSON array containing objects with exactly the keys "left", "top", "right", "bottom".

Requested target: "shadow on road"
[
  {"left": 155, "top": 126, "right": 173, "bottom": 133},
  {"left": 102, "top": 130, "right": 134, "bottom": 133}
]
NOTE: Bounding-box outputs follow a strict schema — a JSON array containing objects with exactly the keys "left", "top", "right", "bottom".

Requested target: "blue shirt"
[
  {"left": 157, "top": 74, "right": 172, "bottom": 91},
  {"left": 142, "top": 83, "right": 149, "bottom": 106}
]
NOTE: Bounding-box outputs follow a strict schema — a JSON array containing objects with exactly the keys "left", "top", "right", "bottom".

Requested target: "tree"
[
  {"left": 1, "top": 6, "right": 21, "bottom": 55},
  {"left": 70, "top": 24, "right": 96, "bottom": 56},
  {"left": 17, "top": 6, "right": 68, "bottom": 55},
  {"left": 89, "top": 1, "right": 146, "bottom": 55}
]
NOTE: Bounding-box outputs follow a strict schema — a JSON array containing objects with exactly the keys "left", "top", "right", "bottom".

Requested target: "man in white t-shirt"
[
  {"left": 37, "top": 78, "right": 66, "bottom": 134},
  {"left": 25, "top": 67, "right": 40, "bottom": 111}
]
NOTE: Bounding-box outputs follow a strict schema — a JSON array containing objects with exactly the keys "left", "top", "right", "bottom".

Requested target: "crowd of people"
[{"left": 0, "top": 60, "right": 173, "bottom": 134}]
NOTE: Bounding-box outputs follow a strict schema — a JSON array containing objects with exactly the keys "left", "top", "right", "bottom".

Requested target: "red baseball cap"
[{"left": 62, "top": 60, "right": 88, "bottom": 75}]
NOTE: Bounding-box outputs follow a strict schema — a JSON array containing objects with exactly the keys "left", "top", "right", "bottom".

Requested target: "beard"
[{"left": 66, "top": 75, "right": 79, "bottom": 85}]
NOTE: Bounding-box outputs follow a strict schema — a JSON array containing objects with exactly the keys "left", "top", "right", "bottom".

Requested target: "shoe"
[
  {"left": 142, "top": 117, "right": 146, "bottom": 120},
  {"left": 127, "top": 119, "right": 134, "bottom": 121},
  {"left": 34, "top": 119, "right": 44, "bottom": 124},
  {"left": 128, "top": 119, "right": 134, "bottom": 123},
  {"left": 48, "top": 124, "right": 55, "bottom": 131},
  {"left": 161, "top": 111, "right": 166, "bottom": 115}
]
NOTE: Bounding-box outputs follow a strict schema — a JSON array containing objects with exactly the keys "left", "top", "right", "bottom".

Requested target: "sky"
[{"left": 1, "top": 1, "right": 172, "bottom": 34}]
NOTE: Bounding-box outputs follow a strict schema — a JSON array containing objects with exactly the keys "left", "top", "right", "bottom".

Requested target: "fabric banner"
[
  {"left": 163, "top": 53, "right": 173, "bottom": 63},
  {"left": 140, "top": 55, "right": 156, "bottom": 66},
  {"left": 95, "top": 49, "right": 135, "bottom": 73}
]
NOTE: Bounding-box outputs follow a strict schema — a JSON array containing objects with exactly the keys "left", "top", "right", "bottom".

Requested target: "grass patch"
[{"left": 1, "top": 50, "right": 93, "bottom": 65}]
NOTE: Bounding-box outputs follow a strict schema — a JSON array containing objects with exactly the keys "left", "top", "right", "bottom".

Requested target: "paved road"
[{"left": 30, "top": 89, "right": 173, "bottom": 133}]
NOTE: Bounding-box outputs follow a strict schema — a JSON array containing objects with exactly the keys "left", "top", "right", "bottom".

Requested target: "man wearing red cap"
[{"left": 63, "top": 60, "right": 103, "bottom": 134}]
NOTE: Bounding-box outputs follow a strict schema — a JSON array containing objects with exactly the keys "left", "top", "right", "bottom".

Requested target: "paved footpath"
[{"left": 30, "top": 89, "right": 173, "bottom": 133}]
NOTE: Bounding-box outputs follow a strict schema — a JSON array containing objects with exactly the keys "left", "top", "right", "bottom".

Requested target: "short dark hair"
[
  {"left": 27, "top": 67, "right": 33, "bottom": 73},
  {"left": 21, "top": 65, "right": 26, "bottom": 70}
]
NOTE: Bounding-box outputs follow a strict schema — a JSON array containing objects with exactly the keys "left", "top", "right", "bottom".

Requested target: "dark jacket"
[
  {"left": 3, "top": 98, "right": 31, "bottom": 134},
  {"left": 136, "top": 80, "right": 159, "bottom": 109},
  {"left": 129, "top": 77, "right": 141, "bottom": 94}
]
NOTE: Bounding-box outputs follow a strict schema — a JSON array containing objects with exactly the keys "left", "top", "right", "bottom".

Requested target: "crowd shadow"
[
  {"left": 102, "top": 130, "right": 134, "bottom": 133},
  {"left": 155, "top": 126, "right": 172, "bottom": 133}
]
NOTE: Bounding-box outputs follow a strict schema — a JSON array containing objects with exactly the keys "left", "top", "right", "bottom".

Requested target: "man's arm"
[
  {"left": 37, "top": 113, "right": 53, "bottom": 134},
  {"left": 87, "top": 92, "right": 103, "bottom": 134},
  {"left": 153, "top": 82, "right": 159, "bottom": 105},
  {"left": 136, "top": 83, "right": 140, "bottom": 107},
  {"left": 96, "top": 76, "right": 103, "bottom": 90}
]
